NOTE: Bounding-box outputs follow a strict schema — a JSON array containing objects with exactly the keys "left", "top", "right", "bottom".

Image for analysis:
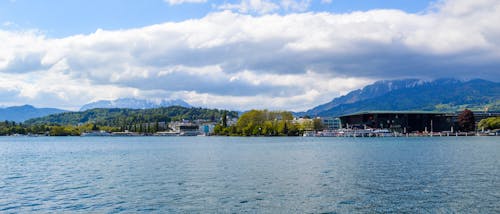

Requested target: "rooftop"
[{"left": 340, "top": 111, "right": 454, "bottom": 117}]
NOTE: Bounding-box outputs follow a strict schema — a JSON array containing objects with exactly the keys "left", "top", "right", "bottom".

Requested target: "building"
[
  {"left": 199, "top": 123, "right": 216, "bottom": 136},
  {"left": 321, "top": 117, "right": 341, "bottom": 130},
  {"left": 469, "top": 111, "right": 500, "bottom": 122},
  {"left": 339, "top": 111, "right": 455, "bottom": 133},
  {"left": 81, "top": 130, "right": 111, "bottom": 136},
  {"left": 293, "top": 117, "right": 342, "bottom": 131},
  {"left": 178, "top": 124, "right": 200, "bottom": 136},
  {"left": 169, "top": 122, "right": 200, "bottom": 136}
]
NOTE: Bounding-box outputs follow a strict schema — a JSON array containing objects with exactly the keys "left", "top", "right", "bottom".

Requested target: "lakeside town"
[
  {"left": 90, "top": 111, "right": 500, "bottom": 137},
  {"left": 2, "top": 79, "right": 498, "bottom": 138},
  {"left": 13, "top": 109, "right": 496, "bottom": 137}
]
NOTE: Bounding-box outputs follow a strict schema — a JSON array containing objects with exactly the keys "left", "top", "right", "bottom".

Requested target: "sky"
[{"left": 0, "top": 0, "right": 499, "bottom": 111}]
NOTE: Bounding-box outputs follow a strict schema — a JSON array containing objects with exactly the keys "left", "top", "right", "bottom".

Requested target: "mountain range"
[
  {"left": 0, "top": 98, "right": 192, "bottom": 122},
  {"left": 79, "top": 98, "right": 191, "bottom": 111},
  {"left": 1, "top": 79, "right": 499, "bottom": 122},
  {"left": 0, "top": 105, "right": 67, "bottom": 122},
  {"left": 298, "top": 78, "right": 500, "bottom": 117}
]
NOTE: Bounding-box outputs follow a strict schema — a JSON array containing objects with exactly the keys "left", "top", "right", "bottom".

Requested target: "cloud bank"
[{"left": 0, "top": 0, "right": 499, "bottom": 110}]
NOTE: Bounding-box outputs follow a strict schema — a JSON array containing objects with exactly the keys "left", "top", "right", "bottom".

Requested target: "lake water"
[{"left": 0, "top": 136, "right": 499, "bottom": 213}]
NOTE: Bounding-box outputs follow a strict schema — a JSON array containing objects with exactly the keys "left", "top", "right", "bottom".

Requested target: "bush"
[{"left": 478, "top": 117, "right": 500, "bottom": 130}]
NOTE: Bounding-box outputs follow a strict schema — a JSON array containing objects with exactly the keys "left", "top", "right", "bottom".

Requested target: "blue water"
[{"left": 0, "top": 137, "right": 499, "bottom": 213}]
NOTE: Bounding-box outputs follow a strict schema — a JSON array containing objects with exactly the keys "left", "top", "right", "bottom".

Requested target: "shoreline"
[{"left": 2, "top": 133, "right": 499, "bottom": 138}]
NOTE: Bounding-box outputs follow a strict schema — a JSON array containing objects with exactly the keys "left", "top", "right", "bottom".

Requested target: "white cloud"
[
  {"left": 217, "top": 0, "right": 313, "bottom": 14},
  {"left": 0, "top": 0, "right": 499, "bottom": 110},
  {"left": 218, "top": 0, "right": 280, "bottom": 14},
  {"left": 2, "top": 21, "right": 15, "bottom": 27},
  {"left": 280, "top": 0, "right": 311, "bottom": 12},
  {"left": 169, "top": 75, "right": 370, "bottom": 111},
  {"left": 164, "top": 0, "right": 207, "bottom": 5}
]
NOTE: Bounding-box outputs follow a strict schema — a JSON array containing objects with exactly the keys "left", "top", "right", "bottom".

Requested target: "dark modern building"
[
  {"left": 339, "top": 111, "right": 455, "bottom": 133},
  {"left": 471, "top": 111, "right": 500, "bottom": 122},
  {"left": 177, "top": 124, "right": 200, "bottom": 136}
]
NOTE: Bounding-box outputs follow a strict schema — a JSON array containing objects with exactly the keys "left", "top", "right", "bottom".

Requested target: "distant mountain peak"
[
  {"left": 0, "top": 105, "right": 67, "bottom": 122},
  {"left": 79, "top": 98, "right": 191, "bottom": 111},
  {"left": 298, "top": 79, "right": 423, "bottom": 116}
]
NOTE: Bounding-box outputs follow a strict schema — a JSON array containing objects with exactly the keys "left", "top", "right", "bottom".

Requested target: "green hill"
[
  {"left": 25, "top": 106, "right": 238, "bottom": 127},
  {"left": 313, "top": 79, "right": 499, "bottom": 117}
]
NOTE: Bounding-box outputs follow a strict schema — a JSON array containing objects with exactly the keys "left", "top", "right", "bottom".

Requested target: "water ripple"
[{"left": 0, "top": 136, "right": 499, "bottom": 213}]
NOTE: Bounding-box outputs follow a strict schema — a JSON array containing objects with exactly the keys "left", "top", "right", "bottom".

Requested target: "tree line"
[
  {"left": 213, "top": 110, "right": 323, "bottom": 136},
  {"left": 0, "top": 106, "right": 238, "bottom": 136},
  {"left": 0, "top": 121, "right": 118, "bottom": 136}
]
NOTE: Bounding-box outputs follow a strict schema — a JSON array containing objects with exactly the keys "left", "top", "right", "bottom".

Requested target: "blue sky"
[
  {"left": 0, "top": 0, "right": 499, "bottom": 111},
  {"left": 1, "top": 0, "right": 433, "bottom": 37}
]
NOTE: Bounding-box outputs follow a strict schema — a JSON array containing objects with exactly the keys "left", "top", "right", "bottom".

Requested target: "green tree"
[
  {"left": 154, "top": 121, "right": 159, "bottom": 133},
  {"left": 214, "top": 124, "right": 223, "bottom": 135},
  {"left": 230, "top": 109, "right": 298, "bottom": 136},
  {"left": 313, "top": 118, "right": 324, "bottom": 131},
  {"left": 478, "top": 117, "right": 500, "bottom": 130},
  {"left": 49, "top": 125, "right": 80, "bottom": 136}
]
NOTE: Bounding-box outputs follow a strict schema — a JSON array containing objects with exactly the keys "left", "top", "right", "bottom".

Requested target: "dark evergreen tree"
[
  {"left": 222, "top": 111, "right": 227, "bottom": 127},
  {"left": 283, "top": 122, "right": 288, "bottom": 135}
]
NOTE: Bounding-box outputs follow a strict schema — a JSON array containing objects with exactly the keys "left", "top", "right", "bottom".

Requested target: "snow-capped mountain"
[{"left": 79, "top": 98, "right": 191, "bottom": 111}]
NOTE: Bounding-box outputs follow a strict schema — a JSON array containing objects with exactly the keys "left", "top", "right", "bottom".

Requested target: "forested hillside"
[{"left": 26, "top": 106, "right": 238, "bottom": 127}]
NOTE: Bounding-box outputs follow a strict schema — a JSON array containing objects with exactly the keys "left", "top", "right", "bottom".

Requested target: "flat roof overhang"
[{"left": 339, "top": 111, "right": 455, "bottom": 118}]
